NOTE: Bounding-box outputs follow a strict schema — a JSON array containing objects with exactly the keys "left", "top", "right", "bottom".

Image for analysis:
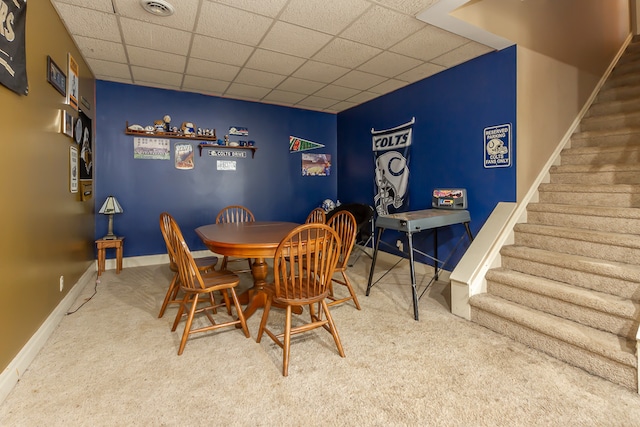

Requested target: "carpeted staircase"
[{"left": 469, "top": 40, "right": 640, "bottom": 391}]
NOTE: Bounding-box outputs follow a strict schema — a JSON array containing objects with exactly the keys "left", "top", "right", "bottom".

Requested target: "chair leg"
[
  {"left": 229, "top": 287, "right": 250, "bottom": 338},
  {"left": 219, "top": 289, "right": 232, "bottom": 315},
  {"left": 342, "top": 272, "right": 361, "bottom": 310},
  {"left": 256, "top": 297, "right": 272, "bottom": 343},
  {"left": 158, "top": 272, "right": 179, "bottom": 318},
  {"left": 321, "top": 300, "right": 345, "bottom": 358},
  {"left": 171, "top": 292, "right": 188, "bottom": 332},
  {"left": 283, "top": 305, "right": 292, "bottom": 377},
  {"left": 177, "top": 293, "right": 199, "bottom": 355}
]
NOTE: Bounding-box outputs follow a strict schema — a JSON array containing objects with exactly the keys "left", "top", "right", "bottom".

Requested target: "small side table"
[{"left": 96, "top": 237, "right": 125, "bottom": 276}]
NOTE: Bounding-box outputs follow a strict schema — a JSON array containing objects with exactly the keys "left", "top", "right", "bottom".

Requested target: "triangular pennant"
[{"left": 289, "top": 135, "right": 325, "bottom": 152}]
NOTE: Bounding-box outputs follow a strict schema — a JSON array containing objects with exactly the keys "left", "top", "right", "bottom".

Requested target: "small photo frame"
[
  {"left": 47, "top": 56, "right": 66, "bottom": 96},
  {"left": 62, "top": 110, "right": 73, "bottom": 138}
]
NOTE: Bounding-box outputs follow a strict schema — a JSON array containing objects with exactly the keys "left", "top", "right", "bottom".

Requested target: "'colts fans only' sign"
[{"left": 0, "top": 0, "right": 28, "bottom": 95}]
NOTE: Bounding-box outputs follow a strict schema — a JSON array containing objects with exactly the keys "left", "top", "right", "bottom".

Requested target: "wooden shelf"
[
  {"left": 198, "top": 143, "right": 257, "bottom": 158},
  {"left": 124, "top": 121, "right": 217, "bottom": 141}
]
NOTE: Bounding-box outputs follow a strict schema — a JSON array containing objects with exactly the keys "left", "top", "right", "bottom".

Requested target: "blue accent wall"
[
  {"left": 95, "top": 82, "right": 337, "bottom": 257},
  {"left": 336, "top": 46, "right": 517, "bottom": 269}
]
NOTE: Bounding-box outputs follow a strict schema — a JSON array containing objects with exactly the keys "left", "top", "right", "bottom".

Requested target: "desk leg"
[
  {"left": 434, "top": 229, "right": 438, "bottom": 281},
  {"left": 407, "top": 232, "right": 419, "bottom": 321},
  {"left": 366, "top": 227, "right": 384, "bottom": 296},
  {"left": 97, "top": 247, "right": 105, "bottom": 276}
]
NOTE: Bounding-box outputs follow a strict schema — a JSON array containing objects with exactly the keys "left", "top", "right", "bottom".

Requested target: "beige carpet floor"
[{"left": 2, "top": 254, "right": 640, "bottom": 426}]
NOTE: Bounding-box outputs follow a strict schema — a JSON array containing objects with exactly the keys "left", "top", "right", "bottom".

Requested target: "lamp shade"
[{"left": 99, "top": 196, "right": 123, "bottom": 215}]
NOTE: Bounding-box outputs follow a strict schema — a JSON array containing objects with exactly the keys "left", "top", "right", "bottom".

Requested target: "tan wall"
[
  {"left": 454, "top": 0, "right": 630, "bottom": 199},
  {"left": 0, "top": 2, "right": 95, "bottom": 371}
]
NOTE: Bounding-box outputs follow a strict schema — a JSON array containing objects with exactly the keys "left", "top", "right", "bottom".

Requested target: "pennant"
[{"left": 289, "top": 135, "right": 325, "bottom": 152}]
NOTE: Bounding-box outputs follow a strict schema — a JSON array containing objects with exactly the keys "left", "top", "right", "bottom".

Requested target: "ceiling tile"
[
  {"left": 347, "top": 91, "right": 379, "bottom": 103},
  {"left": 131, "top": 66, "right": 184, "bottom": 87},
  {"left": 260, "top": 22, "right": 333, "bottom": 58},
  {"left": 245, "top": 50, "right": 306, "bottom": 75},
  {"left": 53, "top": 3, "right": 120, "bottom": 42},
  {"left": 53, "top": 0, "right": 114, "bottom": 13},
  {"left": 368, "top": 78, "right": 409, "bottom": 94},
  {"left": 212, "top": 0, "right": 289, "bottom": 18},
  {"left": 87, "top": 58, "right": 132, "bottom": 80},
  {"left": 196, "top": 2, "right": 273, "bottom": 46},
  {"left": 395, "top": 62, "right": 445, "bottom": 82},
  {"left": 279, "top": 0, "right": 371, "bottom": 35},
  {"left": 312, "top": 38, "right": 381, "bottom": 68},
  {"left": 358, "top": 51, "right": 423, "bottom": 78},
  {"left": 182, "top": 75, "right": 230, "bottom": 95},
  {"left": 296, "top": 96, "right": 339, "bottom": 109},
  {"left": 73, "top": 36, "right": 127, "bottom": 63},
  {"left": 340, "top": 5, "right": 424, "bottom": 49},
  {"left": 375, "top": 0, "right": 439, "bottom": 15},
  {"left": 127, "top": 46, "right": 186, "bottom": 73},
  {"left": 225, "top": 83, "right": 272, "bottom": 100},
  {"left": 292, "top": 61, "right": 350, "bottom": 84},
  {"left": 313, "top": 85, "right": 361, "bottom": 101},
  {"left": 190, "top": 35, "right": 255, "bottom": 66},
  {"left": 332, "top": 70, "right": 387, "bottom": 90},
  {"left": 113, "top": 0, "right": 199, "bottom": 31},
  {"left": 186, "top": 58, "right": 240, "bottom": 81},
  {"left": 431, "top": 42, "right": 494, "bottom": 68},
  {"left": 326, "top": 100, "right": 358, "bottom": 112},
  {"left": 277, "top": 77, "right": 326, "bottom": 95},
  {"left": 234, "top": 69, "right": 287, "bottom": 89},
  {"left": 391, "top": 25, "right": 468, "bottom": 61},
  {"left": 120, "top": 18, "right": 192, "bottom": 55},
  {"left": 262, "top": 90, "right": 308, "bottom": 104}
]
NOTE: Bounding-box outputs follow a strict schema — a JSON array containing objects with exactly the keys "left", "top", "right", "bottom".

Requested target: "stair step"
[
  {"left": 601, "top": 72, "right": 640, "bottom": 91},
  {"left": 500, "top": 245, "right": 640, "bottom": 300},
  {"left": 571, "top": 127, "right": 640, "bottom": 148},
  {"left": 527, "top": 202, "right": 640, "bottom": 234},
  {"left": 611, "top": 57, "right": 640, "bottom": 77},
  {"left": 580, "top": 110, "right": 640, "bottom": 132},
  {"left": 469, "top": 294, "right": 637, "bottom": 390},
  {"left": 586, "top": 96, "right": 640, "bottom": 117},
  {"left": 486, "top": 268, "right": 639, "bottom": 338},
  {"left": 549, "top": 163, "right": 640, "bottom": 184},
  {"left": 538, "top": 183, "right": 640, "bottom": 208},
  {"left": 513, "top": 223, "right": 640, "bottom": 263},
  {"left": 560, "top": 145, "right": 640, "bottom": 165},
  {"left": 596, "top": 84, "right": 640, "bottom": 103}
]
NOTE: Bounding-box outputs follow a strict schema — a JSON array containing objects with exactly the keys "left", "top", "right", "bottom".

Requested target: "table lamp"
[{"left": 99, "top": 195, "right": 123, "bottom": 240}]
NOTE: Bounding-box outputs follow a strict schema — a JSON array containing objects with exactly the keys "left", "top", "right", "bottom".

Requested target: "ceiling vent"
[{"left": 140, "top": 0, "right": 175, "bottom": 17}]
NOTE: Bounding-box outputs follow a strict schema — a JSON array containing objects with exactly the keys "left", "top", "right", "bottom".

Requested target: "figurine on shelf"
[
  {"left": 163, "top": 115, "right": 171, "bottom": 133},
  {"left": 224, "top": 134, "right": 229, "bottom": 146},
  {"left": 181, "top": 122, "right": 195, "bottom": 137},
  {"left": 154, "top": 119, "right": 164, "bottom": 134}
]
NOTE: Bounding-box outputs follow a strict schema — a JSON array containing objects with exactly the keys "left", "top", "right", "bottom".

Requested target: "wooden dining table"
[{"left": 195, "top": 221, "right": 300, "bottom": 320}]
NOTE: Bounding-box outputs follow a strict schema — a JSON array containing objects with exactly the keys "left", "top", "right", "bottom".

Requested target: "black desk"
[{"left": 366, "top": 209, "right": 473, "bottom": 320}]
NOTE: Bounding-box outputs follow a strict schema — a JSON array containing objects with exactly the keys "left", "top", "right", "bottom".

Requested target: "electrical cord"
[{"left": 65, "top": 276, "right": 100, "bottom": 315}]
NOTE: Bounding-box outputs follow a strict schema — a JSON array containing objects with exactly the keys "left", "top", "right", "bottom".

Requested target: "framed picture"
[
  {"left": 70, "top": 145, "right": 78, "bottom": 193},
  {"left": 47, "top": 56, "right": 66, "bottom": 96},
  {"left": 80, "top": 180, "right": 92, "bottom": 201},
  {"left": 62, "top": 110, "right": 73, "bottom": 138},
  {"left": 67, "top": 53, "right": 79, "bottom": 111}
]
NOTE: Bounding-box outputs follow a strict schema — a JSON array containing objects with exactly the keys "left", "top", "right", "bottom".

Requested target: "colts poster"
[
  {"left": 372, "top": 118, "right": 414, "bottom": 215},
  {"left": 0, "top": 0, "right": 28, "bottom": 95}
]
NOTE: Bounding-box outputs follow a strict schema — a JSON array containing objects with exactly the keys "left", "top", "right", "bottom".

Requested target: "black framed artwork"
[{"left": 47, "top": 56, "right": 66, "bottom": 96}]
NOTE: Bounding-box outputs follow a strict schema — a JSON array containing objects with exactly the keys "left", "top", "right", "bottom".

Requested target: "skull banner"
[{"left": 371, "top": 118, "right": 414, "bottom": 215}]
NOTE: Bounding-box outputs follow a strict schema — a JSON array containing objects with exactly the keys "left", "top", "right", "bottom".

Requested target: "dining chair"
[
  {"left": 158, "top": 212, "right": 225, "bottom": 318},
  {"left": 256, "top": 223, "right": 345, "bottom": 376},
  {"left": 305, "top": 207, "right": 326, "bottom": 224},
  {"left": 168, "top": 215, "right": 250, "bottom": 355},
  {"left": 326, "top": 210, "right": 361, "bottom": 310},
  {"left": 215, "top": 205, "right": 255, "bottom": 272},
  {"left": 326, "top": 203, "right": 375, "bottom": 266}
]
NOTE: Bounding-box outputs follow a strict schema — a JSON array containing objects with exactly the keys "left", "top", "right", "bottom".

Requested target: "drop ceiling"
[{"left": 50, "top": 0, "right": 508, "bottom": 113}]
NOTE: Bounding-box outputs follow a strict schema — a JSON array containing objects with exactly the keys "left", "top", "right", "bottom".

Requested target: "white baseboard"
[{"left": 0, "top": 266, "right": 95, "bottom": 404}]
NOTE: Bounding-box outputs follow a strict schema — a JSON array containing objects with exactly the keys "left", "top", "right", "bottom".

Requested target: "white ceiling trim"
[{"left": 417, "top": 0, "right": 514, "bottom": 50}]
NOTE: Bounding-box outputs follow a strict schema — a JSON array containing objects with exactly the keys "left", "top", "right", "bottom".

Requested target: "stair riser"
[
  {"left": 560, "top": 151, "right": 640, "bottom": 165},
  {"left": 587, "top": 99, "right": 640, "bottom": 117},
  {"left": 597, "top": 85, "right": 640, "bottom": 103},
  {"left": 538, "top": 190, "right": 640, "bottom": 208},
  {"left": 501, "top": 254, "right": 640, "bottom": 300},
  {"left": 602, "top": 73, "right": 640, "bottom": 90},
  {"left": 571, "top": 132, "right": 640, "bottom": 148},
  {"left": 612, "top": 60, "right": 640, "bottom": 77},
  {"left": 549, "top": 170, "right": 640, "bottom": 185},
  {"left": 470, "top": 308, "right": 637, "bottom": 390},
  {"left": 513, "top": 231, "right": 640, "bottom": 264},
  {"left": 486, "top": 281, "right": 637, "bottom": 339},
  {"left": 526, "top": 211, "right": 640, "bottom": 235},
  {"left": 580, "top": 114, "right": 640, "bottom": 132}
]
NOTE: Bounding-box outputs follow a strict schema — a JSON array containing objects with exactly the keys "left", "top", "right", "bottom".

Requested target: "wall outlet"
[
  {"left": 396, "top": 239, "right": 403, "bottom": 252},
  {"left": 59, "top": 276, "right": 64, "bottom": 292}
]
